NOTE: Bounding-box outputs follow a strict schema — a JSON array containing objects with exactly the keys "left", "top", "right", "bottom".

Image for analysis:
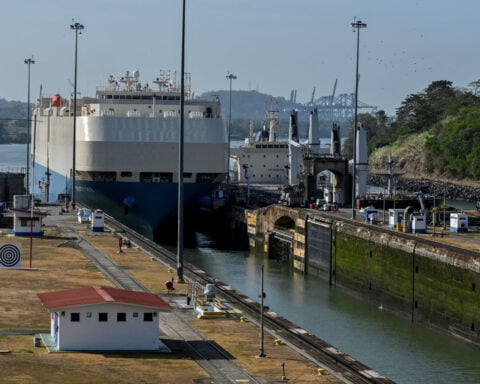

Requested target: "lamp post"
[
  {"left": 70, "top": 20, "right": 84, "bottom": 209},
  {"left": 226, "top": 72, "right": 236, "bottom": 199},
  {"left": 177, "top": 0, "right": 186, "bottom": 283},
  {"left": 259, "top": 264, "right": 266, "bottom": 357},
  {"left": 24, "top": 57, "right": 35, "bottom": 195},
  {"left": 351, "top": 19, "right": 367, "bottom": 220}
]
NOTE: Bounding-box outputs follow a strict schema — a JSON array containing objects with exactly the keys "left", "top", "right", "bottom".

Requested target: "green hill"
[{"left": 365, "top": 80, "right": 480, "bottom": 181}]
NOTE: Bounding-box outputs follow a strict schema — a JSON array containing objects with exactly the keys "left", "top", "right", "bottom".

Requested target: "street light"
[
  {"left": 70, "top": 20, "right": 84, "bottom": 209},
  {"left": 351, "top": 18, "right": 367, "bottom": 219},
  {"left": 177, "top": 0, "right": 186, "bottom": 283},
  {"left": 24, "top": 56, "right": 35, "bottom": 195},
  {"left": 226, "top": 72, "right": 237, "bottom": 199}
]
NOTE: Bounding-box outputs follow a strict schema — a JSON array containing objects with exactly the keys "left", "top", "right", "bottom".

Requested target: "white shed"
[
  {"left": 37, "top": 286, "right": 172, "bottom": 351},
  {"left": 450, "top": 213, "right": 468, "bottom": 233},
  {"left": 11, "top": 207, "right": 48, "bottom": 236}
]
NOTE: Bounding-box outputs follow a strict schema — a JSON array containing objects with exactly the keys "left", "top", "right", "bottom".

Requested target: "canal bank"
[
  {"left": 1, "top": 206, "right": 385, "bottom": 383},
  {"left": 236, "top": 203, "right": 480, "bottom": 346}
]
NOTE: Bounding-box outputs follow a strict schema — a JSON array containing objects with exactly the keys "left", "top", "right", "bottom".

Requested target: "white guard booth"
[
  {"left": 411, "top": 215, "right": 427, "bottom": 234},
  {"left": 12, "top": 195, "right": 47, "bottom": 236},
  {"left": 90, "top": 209, "right": 105, "bottom": 232},
  {"left": 388, "top": 209, "right": 404, "bottom": 229},
  {"left": 450, "top": 213, "right": 468, "bottom": 233}
]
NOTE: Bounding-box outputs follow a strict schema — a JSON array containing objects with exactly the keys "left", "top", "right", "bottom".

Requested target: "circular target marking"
[{"left": 0, "top": 244, "right": 21, "bottom": 268}]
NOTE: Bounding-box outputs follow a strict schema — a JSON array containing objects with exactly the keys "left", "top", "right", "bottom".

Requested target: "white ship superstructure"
[{"left": 32, "top": 70, "right": 227, "bottom": 237}]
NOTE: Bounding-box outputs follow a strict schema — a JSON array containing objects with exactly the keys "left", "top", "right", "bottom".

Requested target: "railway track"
[
  {"left": 104, "top": 214, "right": 395, "bottom": 384},
  {"left": 63, "top": 214, "right": 260, "bottom": 384}
]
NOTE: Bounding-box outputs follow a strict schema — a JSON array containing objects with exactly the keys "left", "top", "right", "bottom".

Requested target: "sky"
[{"left": 1, "top": 0, "right": 479, "bottom": 115}]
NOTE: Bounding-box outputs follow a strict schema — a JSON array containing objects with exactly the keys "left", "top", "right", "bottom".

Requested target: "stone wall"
[{"left": 369, "top": 175, "right": 480, "bottom": 202}]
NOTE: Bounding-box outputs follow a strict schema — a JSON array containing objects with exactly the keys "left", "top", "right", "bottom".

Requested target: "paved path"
[{"left": 44, "top": 211, "right": 264, "bottom": 384}]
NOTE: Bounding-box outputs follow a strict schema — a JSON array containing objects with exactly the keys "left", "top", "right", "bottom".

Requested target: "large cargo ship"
[{"left": 31, "top": 70, "right": 227, "bottom": 239}]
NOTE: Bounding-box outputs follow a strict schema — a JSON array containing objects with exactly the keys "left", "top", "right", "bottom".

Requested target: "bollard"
[
  {"left": 318, "top": 368, "right": 326, "bottom": 376},
  {"left": 274, "top": 338, "right": 282, "bottom": 345},
  {"left": 281, "top": 362, "right": 287, "bottom": 380},
  {"left": 240, "top": 316, "right": 246, "bottom": 322}
]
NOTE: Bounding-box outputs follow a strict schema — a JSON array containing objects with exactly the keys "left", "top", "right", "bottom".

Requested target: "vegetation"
[
  {"left": 0, "top": 98, "right": 28, "bottom": 143},
  {"left": 349, "top": 80, "right": 480, "bottom": 181}
]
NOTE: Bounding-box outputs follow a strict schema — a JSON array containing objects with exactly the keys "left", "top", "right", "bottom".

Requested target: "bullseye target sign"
[{"left": 0, "top": 243, "right": 22, "bottom": 269}]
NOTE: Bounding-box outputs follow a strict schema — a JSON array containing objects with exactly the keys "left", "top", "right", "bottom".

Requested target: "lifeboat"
[{"left": 51, "top": 94, "right": 62, "bottom": 107}]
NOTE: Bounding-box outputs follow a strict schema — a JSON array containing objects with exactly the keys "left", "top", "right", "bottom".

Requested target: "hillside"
[
  {"left": 364, "top": 80, "right": 480, "bottom": 184},
  {"left": 0, "top": 98, "right": 28, "bottom": 143}
]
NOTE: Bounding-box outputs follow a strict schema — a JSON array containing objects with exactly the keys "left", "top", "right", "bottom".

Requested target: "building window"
[
  {"left": 144, "top": 313, "right": 153, "bottom": 322},
  {"left": 71, "top": 313, "right": 80, "bottom": 322},
  {"left": 99, "top": 312, "right": 108, "bottom": 322},
  {"left": 133, "top": 312, "right": 138, "bottom": 318},
  {"left": 86, "top": 312, "right": 92, "bottom": 318},
  {"left": 117, "top": 313, "right": 126, "bottom": 322}
]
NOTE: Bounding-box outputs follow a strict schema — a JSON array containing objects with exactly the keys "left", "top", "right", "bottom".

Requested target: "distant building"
[{"left": 37, "top": 286, "right": 172, "bottom": 351}]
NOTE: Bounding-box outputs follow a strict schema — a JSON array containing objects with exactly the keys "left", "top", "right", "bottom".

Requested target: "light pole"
[
  {"left": 177, "top": 0, "right": 186, "bottom": 283},
  {"left": 351, "top": 19, "right": 366, "bottom": 220},
  {"left": 226, "top": 72, "right": 236, "bottom": 199},
  {"left": 24, "top": 56, "right": 35, "bottom": 195},
  {"left": 259, "top": 264, "right": 266, "bottom": 357},
  {"left": 70, "top": 20, "right": 84, "bottom": 209}
]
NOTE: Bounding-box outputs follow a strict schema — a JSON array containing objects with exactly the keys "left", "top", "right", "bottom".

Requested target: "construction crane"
[
  {"left": 329, "top": 79, "right": 338, "bottom": 120},
  {"left": 330, "top": 79, "right": 338, "bottom": 106}
]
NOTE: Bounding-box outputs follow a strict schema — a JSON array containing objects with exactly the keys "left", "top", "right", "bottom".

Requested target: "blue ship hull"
[{"left": 34, "top": 163, "right": 219, "bottom": 239}]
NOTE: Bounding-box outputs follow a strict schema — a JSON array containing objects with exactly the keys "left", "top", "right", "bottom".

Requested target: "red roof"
[{"left": 38, "top": 286, "right": 172, "bottom": 311}]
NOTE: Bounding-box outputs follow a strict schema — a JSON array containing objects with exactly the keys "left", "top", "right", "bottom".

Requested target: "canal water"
[
  {"left": 4, "top": 144, "right": 480, "bottom": 383},
  {"left": 184, "top": 236, "right": 480, "bottom": 384}
]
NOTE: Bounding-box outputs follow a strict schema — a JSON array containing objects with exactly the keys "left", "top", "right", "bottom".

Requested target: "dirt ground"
[{"left": 0, "top": 215, "right": 340, "bottom": 383}]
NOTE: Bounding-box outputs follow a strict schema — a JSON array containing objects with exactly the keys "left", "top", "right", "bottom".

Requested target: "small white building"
[
  {"left": 411, "top": 215, "right": 427, "bottom": 234},
  {"left": 450, "top": 213, "right": 468, "bottom": 233},
  {"left": 12, "top": 194, "right": 48, "bottom": 236},
  {"left": 11, "top": 208, "right": 48, "bottom": 236},
  {"left": 388, "top": 209, "right": 404, "bottom": 229},
  {"left": 37, "top": 286, "right": 172, "bottom": 351},
  {"left": 90, "top": 209, "right": 105, "bottom": 232}
]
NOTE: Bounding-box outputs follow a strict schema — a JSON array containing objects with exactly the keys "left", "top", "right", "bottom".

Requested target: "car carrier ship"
[{"left": 31, "top": 70, "right": 227, "bottom": 239}]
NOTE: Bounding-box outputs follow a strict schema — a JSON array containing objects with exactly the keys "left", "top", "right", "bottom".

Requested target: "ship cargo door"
[
  {"left": 306, "top": 216, "right": 332, "bottom": 276},
  {"left": 268, "top": 230, "right": 293, "bottom": 266}
]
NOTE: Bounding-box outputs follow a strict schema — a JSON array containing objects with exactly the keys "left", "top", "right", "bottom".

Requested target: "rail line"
[
  {"left": 104, "top": 214, "right": 395, "bottom": 384},
  {"left": 72, "top": 215, "right": 259, "bottom": 384}
]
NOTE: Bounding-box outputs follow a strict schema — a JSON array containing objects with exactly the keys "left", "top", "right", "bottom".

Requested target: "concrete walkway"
[{"left": 43, "top": 210, "right": 264, "bottom": 384}]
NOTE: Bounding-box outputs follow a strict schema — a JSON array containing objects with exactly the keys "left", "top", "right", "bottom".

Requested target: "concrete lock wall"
[
  {"left": 332, "top": 221, "right": 480, "bottom": 344},
  {"left": 248, "top": 205, "right": 480, "bottom": 345}
]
